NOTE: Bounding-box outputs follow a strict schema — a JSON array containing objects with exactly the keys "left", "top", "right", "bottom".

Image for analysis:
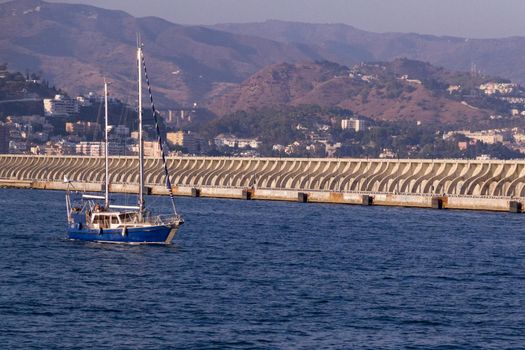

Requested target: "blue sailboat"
[{"left": 65, "top": 43, "right": 183, "bottom": 244}]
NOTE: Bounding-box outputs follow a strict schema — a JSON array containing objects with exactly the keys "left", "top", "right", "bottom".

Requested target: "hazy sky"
[{"left": 46, "top": 0, "right": 525, "bottom": 38}]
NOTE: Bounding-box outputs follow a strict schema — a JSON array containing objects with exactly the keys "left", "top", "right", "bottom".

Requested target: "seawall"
[{"left": 0, "top": 155, "right": 523, "bottom": 212}]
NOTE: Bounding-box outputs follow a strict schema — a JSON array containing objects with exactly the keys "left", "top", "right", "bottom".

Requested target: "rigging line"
[{"left": 141, "top": 50, "right": 178, "bottom": 216}]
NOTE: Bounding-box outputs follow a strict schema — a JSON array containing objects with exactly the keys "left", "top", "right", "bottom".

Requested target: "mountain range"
[
  {"left": 0, "top": 0, "right": 522, "bottom": 122},
  {"left": 0, "top": 0, "right": 322, "bottom": 107},
  {"left": 214, "top": 20, "right": 525, "bottom": 86}
]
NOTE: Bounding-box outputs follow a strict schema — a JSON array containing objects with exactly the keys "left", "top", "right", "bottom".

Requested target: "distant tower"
[
  {"left": 469, "top": 62, "right": 481, "bottom": 95},
  {"left": 470, "top": 62, "right": 478, "bottom": 79}
]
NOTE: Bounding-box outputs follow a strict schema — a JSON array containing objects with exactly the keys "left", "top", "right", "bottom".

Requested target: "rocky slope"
[{"left": 205, "top": 59, "right": 494, "bottom": 124}]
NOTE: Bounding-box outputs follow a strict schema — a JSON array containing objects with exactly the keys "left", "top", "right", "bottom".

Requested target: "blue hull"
[{"left": 67, "top": 225, "right": 177, "bottom": 244}]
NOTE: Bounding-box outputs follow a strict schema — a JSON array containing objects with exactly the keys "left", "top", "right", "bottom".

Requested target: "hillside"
[
  {"left": 0, "top": 0, "right": 323, "bottom": 107},
  {"left": 1, "top": 0, "right": 524, "bottom": 117},
  {"left": 204, "top": 59, "right": 495, "bottom": 124},
  {"left": 0, "top": 63, "right": 60, "bottom": 116},
  {"left": 214, "top": 20, "right": 525, "bottom": 85}
]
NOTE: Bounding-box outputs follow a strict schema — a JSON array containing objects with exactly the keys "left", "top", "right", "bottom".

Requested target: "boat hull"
[{"left": 67, "top": 224, "right": 179, "bottom": 244}]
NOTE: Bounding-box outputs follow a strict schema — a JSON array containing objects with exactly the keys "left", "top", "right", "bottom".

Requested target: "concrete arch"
[
  {"left": 316, "top": 161, "right": 344, "bottom": 191},
  {"left": 114, "top": 158, "right": 136, "bottom": 184},
  {"left": 6, "top": 156, "right": 32, "bottom": 179},
  {"left": 145, "top": 159, "right": 162, "bottom": 184},
  {"left": 466, "top": 163, "right": 494, "bottom": 195},
  {"left": 177, "top": 159, "right": 206, "bottom": 185},
  {"left": 422, "top": 162, "right": 450, "bottom": 194},
  {"left": 171, "top": 158, "right": 193, "bottom": 185},
  {"left": 366, "top": 161, "right": 398, "bottom": 192},
  {"left": 506, "top": 165, "right": 525, "bottom": 197},
  {"left": 478, "top": 163, "right": 506, "bottom": 196},
  {"left": 376, "top": 161, "right": 404, "bottom": 193},
  {"left": 217, "top": 159, "right": 244, "bottom": 187},
  {"left": 399, "top": 162, "right": 428, "bottom": 193},
  {"left": 202, "top": 158, "right": 226, "bottom": 186},
  {"left": 443, "top": 163, "right": 472, "bottom": 195},
  {"left": 493, "top": 163, "right": 519, "bottom": 196},
  {"left": 189, "top": 158, "right": 218, "bottom": 186},
  {"left": 200, "top": 158, "right": 226, "bottom": 186},
  {"left": 48, "top": 157, "right": 77, "bottom": 181},
  {"left": 85, "top": 158, "right": 104, "bottom": 182},
  {"left": 328, "top": 161, "right": 353, "bottom": 191},
  {"left": 350, "top": 162, "right": 380, "bottom": 192},
  {"left": 296, "top": 160, "right": 325, "bottom": 189},
  {"left": 284, "top": 161, "right": 313, "bottom": 189},
  {"left": 262, "top": 161, "right": 288, "bottom": 188},
  {"left": 275, "top": 160, "right": 302, "bottom": 189},
  {"left": 240, "top": 159, "right": 268, "bottom": 188},
  {"left": 413, "top": 162, "right": 442, "bottom": 194},
  {"left": 386, "top": 162, "right": 413, "bottom": 193},
  {"left": 162, "top": 158, "right": 184, "bottom": 186},
  {"left": 0, "top": 156, "right": 17, "bottom": 177},
  {"left": 142, "top": 158, "right": 158, "bottom": 184},
  {"left": 340, "top": 162, "right": 366, "bottom": 191},
  {"left": 434, "top": 162, "right": 460, "bottom": 195},
  {"left": 256, "top": 160, "right": 281, "bottom": 189},
  {"left": 230, "top": 160, "right": 255, "bottom": 187},
  {"left": 17, "top": 156, "right": 40, "bottom": 180},
  {"left": 311, "top": 160, "right": 340, "bottom": 190},
  {"left": 459, "top": 163, "right": 488, "bottom": 195}
]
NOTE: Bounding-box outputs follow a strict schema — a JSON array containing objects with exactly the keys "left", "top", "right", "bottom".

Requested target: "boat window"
[
  {"left": 93, "top": 214, "right": 115, "bottom": 228},
  {"left": 119, "top": 213, "right": 135, "bottom": 222}
]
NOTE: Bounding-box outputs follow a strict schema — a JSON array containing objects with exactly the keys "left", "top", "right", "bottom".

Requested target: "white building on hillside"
[
  {"left": 76, "top": 141, "right": 126, "bottom": 156},
  {"left": 214, "top": 134, "right": 261, "bottom": 149},
  {"left": 479, "top": 83, "right": 517, "bottom": 96},
  {"left": 43, "top": 95, "right": 80, "bottom": 117},
  {"left": 341, "top": 118, "right": 366, "bottom": 132}
]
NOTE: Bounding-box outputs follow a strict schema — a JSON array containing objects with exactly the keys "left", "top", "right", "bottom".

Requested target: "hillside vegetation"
[{"left": 205, "top": 59, "right": 500, "bottom": 124}]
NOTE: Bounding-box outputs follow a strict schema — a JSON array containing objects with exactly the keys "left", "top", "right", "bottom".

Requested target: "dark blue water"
[{"left": 0, "top": 189, "right": 524, "bottom": 349}]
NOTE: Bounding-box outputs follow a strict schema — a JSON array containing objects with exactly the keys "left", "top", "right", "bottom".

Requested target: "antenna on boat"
[{"left": 103, "top": 79, "right": 110, "bottom": 209}]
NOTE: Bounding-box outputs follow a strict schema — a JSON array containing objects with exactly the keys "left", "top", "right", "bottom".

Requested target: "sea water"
[{"left": 0, "top": 189, "right": 524, "bottom": 349}]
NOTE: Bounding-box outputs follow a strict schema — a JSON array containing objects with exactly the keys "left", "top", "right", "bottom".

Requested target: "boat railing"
[{"left": 148, "top": 214, "right": 183, "bottom": 226}]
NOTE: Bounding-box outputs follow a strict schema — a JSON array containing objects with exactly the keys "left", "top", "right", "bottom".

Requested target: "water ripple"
[{"left": 0, "top": 189, "right": 524, "bottom": 349}]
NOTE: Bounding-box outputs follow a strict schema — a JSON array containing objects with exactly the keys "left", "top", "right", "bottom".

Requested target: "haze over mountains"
[
  {"left": 214, "top": 20, "right": 525, "bottom": 86},
  {"left": 0, "top": 0, "right": 522, "bottom": 122}
]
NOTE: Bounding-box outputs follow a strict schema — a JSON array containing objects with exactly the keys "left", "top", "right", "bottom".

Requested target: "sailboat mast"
[
  {"left": 137, "top": 45, "right": 145, "bottom": 218},
  {"left": 104, "top": 80, "right": 109, "bottom": 209}
]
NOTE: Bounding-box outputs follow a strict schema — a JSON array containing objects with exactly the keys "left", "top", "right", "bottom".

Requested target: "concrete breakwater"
[{"left": 0, "top": 155, "right": 524, "bottom": 213}]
